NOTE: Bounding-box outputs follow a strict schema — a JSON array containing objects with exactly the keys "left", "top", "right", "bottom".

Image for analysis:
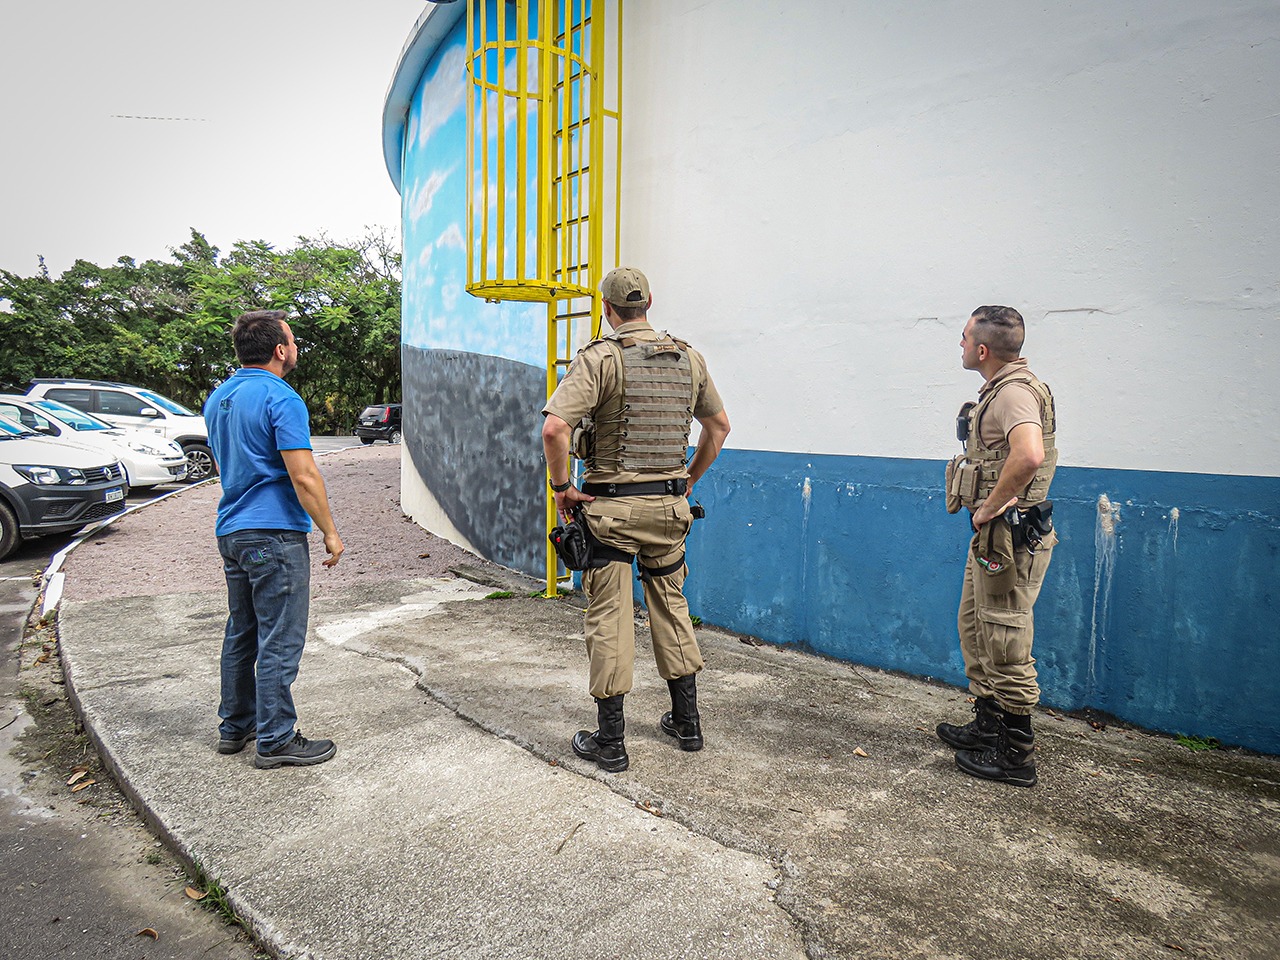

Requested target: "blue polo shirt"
[{"left": 204, "top": 368, "right": 313, "bottom": 536}]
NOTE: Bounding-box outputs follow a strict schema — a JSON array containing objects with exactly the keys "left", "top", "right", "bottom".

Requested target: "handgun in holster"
[{"left": 1004, "top": 501, "right": 1054, "bottom": 553}]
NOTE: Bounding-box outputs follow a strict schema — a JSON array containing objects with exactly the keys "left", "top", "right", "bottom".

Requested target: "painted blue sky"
[{"left": 401, "top": 24, "right": 548, "bottom": 369}]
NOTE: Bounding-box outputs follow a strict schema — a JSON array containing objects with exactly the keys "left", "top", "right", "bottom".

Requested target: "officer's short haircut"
[
  {"left": 233, "top": 310, "right": 289, "bottom": 366},
  {"left": 970, "top": 305, "right": 1025, "bottom": 359},
  {"left": 610, "top": 303, "right": 647, "bottom": 321}
]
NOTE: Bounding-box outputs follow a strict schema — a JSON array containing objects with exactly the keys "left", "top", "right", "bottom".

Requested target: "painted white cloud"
[
  {"left": 442, "top": 282, "right": 461, "bottom": 312},
  {"left": 436, "top": 222, "right": 465, "bottom": 250},
  {"left": 408, "top": 166, "right": 453, "bottom": 226},
  {"left": 415, "top": 43, "right": 466, "bottom": 150}
]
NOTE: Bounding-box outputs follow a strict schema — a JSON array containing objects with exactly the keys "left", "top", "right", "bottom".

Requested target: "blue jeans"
[{"left": 217, "top": 529, "right": 311, "bottom": 752}]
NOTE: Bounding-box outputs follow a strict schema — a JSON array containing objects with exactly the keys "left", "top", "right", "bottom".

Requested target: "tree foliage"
[{"left": 0, "top": 230, "right": 401, "bottom": 435}]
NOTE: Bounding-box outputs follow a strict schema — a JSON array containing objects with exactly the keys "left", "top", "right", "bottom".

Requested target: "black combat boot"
[
  {"left": 955, "top": 723, "right": 1037, "bottom": 788},
  {"left": 572, "top": 695, "right": 629, "bottom": 772},
  {"left": 660, "top": 674, "right": 703, "bottom": 752},
  {"left": 936, "top": 696, "right": 1001, "bottom": 751}
]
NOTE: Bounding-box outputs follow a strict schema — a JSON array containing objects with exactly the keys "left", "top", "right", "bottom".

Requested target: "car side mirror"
[
  {"left": 38, "top": 425, "right": 59, "bottom": 436},
  {"left": 138, "top": 407, "right": 160, "bottom": 418}
]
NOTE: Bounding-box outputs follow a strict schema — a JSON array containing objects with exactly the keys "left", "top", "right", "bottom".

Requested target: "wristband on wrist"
[{"left": 550, "top": 479, "right": 572, "bottom": 492}]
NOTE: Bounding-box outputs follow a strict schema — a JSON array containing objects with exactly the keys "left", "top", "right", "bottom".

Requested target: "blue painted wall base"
[{"left": 679, "top": 449, "right": 1280, "bottom": 754}]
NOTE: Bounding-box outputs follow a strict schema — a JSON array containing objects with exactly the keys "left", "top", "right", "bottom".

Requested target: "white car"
[
  {"left": 0, "top": 416, "right": 128, "bottom": 561},
  {"left": 0, "top": 395, "right": 187, "bottom": 490},
  {"left": 26, "top": 379, "right": 215, "bottom": 482}
]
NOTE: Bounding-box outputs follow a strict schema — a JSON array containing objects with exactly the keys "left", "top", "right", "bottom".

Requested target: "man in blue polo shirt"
[{"left": 204, "top": 310, "right": 345, "bottom": 769}]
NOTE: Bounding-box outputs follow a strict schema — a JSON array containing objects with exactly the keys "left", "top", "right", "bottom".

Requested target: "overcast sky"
[{"left": 0, "top": 0, "right": 428, "bottom": 276}]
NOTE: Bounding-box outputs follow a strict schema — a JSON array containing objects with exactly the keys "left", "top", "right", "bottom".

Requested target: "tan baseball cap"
[{"left": 601, "top": 267, "right": 650, "bottom": 308}]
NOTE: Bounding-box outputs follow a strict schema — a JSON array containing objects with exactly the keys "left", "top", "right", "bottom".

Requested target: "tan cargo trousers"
[
  {"left": 957, "top": 530, "right": 1057, "bottom": 715},
  {"left": 581, "top": 494, "right": 704, "bottom": 699}
]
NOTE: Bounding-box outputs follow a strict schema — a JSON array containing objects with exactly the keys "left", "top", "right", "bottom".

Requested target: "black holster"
[
  {"left": 549, "top": 506, "right": 634, "bottom": 571},
  {"left": 1005, "top": 500, "right": 1054, "bottom": 553}
]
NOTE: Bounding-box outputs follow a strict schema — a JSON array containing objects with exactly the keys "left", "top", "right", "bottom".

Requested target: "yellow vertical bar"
[
  {"left": 479, "top": 1, "right": 490, "bottom": 289},
  {"left": 613, "top": 0, "right": 623, "bottom": 300},
  {"left": 495, "top": 0, "right": 507, "bottom": 284},
  {"left": 579, "top": 9, "right": 588, "bottom": 291},
  {"left": 545, "top": 296, "right": 559, "bottom": 596},
  {"left": 466, "top": 0, "right": 475, "bottom": 290},
  {"left": 515, "top": 0, "right": 528, "bottom": 283},
  {"left": 589, "top": 0, "right": 603, "bottom": 294},
  {"left": 538, "top": 0, "right": 552, "bottom": 285},
  {"left": 561, "top": 0, "right": 572, "bottom": 290}
]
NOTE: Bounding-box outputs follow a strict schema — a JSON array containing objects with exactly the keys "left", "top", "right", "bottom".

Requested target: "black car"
[{"left": 354, "top": 404, "right": 402, "bottom": 444}]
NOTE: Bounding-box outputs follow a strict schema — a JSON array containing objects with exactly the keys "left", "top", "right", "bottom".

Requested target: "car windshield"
[
  {"left": 137, "top": 390, "right": 196, "bottom": 417},
  {"left": 0, "top": 416, "right": 36, "bottom": 439},
  {"left": 31, "top": 398, "right": 113, "bottom": 431}
]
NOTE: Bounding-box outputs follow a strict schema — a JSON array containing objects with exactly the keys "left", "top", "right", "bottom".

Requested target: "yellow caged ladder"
[{"left": 464, "top": 0, "right": 622, "bottom": 596}]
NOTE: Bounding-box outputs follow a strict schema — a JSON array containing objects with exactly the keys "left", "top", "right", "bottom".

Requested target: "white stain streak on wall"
[
  {"left": 619, "top": 1, "right": 1280, "bottom": 478},
  {"left": 1169, "top": 507, "right": 1180, "bottom": 554},
  {"left": 1090, "top": 494, "right": 1121, "bottom": 691},
  {"left": 399, "top": 445, "right": 482, "bottom": 557}
]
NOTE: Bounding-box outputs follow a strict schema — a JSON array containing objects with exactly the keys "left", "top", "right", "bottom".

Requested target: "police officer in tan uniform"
[
  {"left": 937, "top": 305, "right": 1058, "bottom": 787},
  {"left": 541, "top": 267, "right": 731, "bottom": 773}
]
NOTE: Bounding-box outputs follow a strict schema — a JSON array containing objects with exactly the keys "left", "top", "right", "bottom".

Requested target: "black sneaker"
[
  {"left": 254, "top": 731, "right": 337, "bottom": 769},
  {"left": 955, "top": 727, "right": 1037, "bottom": 788},
  {"left": 936, "top": 697, "right": 1001, "bottom": 751},
  {"left": 660, "top": 712, "right": 704, "bottom": 751},
  {"left": 571, "top": 730, "right": 629, "bottom": 773},
  {"left": 217, "top": 730, "right": 257, "bottom": 755}
]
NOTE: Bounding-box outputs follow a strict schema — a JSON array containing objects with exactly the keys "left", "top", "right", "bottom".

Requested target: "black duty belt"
[{"left": 581, "top": 478, "right": 688, "bottom": 497}]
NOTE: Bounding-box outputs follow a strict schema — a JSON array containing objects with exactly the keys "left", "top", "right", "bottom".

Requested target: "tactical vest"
[
  {"left": 949, "top": 369, "right": 1057, "bottom": 509},
  {"left": 577, "top": 333, "right": 696, "bottom": 475}
]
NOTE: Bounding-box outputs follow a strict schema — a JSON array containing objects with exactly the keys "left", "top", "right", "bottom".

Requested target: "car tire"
[
  {"left": 183, "top": 442, "right": 218, "bottom": 483},
  {"left": 389, "top": 429, "right": 402, "bottom": 444},
  {"left": 360, "top": 437, "right": 375, "bottom": 445},
  {"left": 0, "top": 500, "right": 21, "bottom": 562}
]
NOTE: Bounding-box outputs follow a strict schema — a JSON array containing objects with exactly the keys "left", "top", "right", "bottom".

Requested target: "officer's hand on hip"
[
  {"left": 556, "top": 486, "right": 595, "bottom": 523},
  {"left": 971, "top": 496, "right": 1018, "bottom": 531}
]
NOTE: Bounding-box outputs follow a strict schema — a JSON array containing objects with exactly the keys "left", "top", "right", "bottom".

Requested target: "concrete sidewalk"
[{"left": 53, "top": 446, "right": 1280, "bottom": 960}]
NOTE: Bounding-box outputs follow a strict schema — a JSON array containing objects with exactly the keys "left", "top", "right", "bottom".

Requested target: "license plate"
[{"left": 104, "top": 487, "right": 125, "bottom": 503}]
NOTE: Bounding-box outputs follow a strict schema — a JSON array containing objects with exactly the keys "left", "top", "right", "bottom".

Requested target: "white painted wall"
[{"left": 619, "top": 1, "right": 1280, "bottom": 477}]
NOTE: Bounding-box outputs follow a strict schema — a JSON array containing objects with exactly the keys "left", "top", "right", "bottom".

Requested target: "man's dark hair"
[
  {"left": 232, "top": 310, "right": 289, "bottom": 366},
  {"left": 609, "top": 302, "right": 647, "bottom": 321},
  {"left": 970, "top": 305, "right": 1025, "bottom": 359}
]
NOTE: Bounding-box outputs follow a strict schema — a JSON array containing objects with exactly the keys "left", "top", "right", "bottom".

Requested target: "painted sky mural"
[{"left": 402, "top": 24, "right": 548, "bottom": 370}]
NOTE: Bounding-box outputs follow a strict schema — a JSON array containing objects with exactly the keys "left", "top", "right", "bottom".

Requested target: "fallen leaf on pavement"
[
  {"left": 67, "top": 771, "right": 88, "bottom": 786},
  {"left": 852, "top": 747, "right": 869, "bottom": 758},
  {"left": 418, "top": 553, "right": 430, "bottom": 559},
  {"left": 185, "top": 886, "right": 208, "bottom": 901},
  {"left": 1129, "top": 758, "right": 1145, "bottom": 763},
  {"left": 70, "top": 780, "right": 95, "bottom": 793},
  {"left": 634, "top": 800, "right": 663, "bottom": 818},
  {"left": 136, "top": 928, "right": 158, "bottom": 940}
]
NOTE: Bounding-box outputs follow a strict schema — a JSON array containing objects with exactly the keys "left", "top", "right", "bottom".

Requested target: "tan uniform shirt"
[
  {"left": 543, "top": 320, "right": 724, "bottom": 484},
  {"left": 975, "top": 359, "right": 1044, "bottom": 451}
]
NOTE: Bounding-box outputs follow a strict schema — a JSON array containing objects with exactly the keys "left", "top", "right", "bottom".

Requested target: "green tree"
[{"left": 0, "top": 229, "right": 402, "bottom": 434}]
